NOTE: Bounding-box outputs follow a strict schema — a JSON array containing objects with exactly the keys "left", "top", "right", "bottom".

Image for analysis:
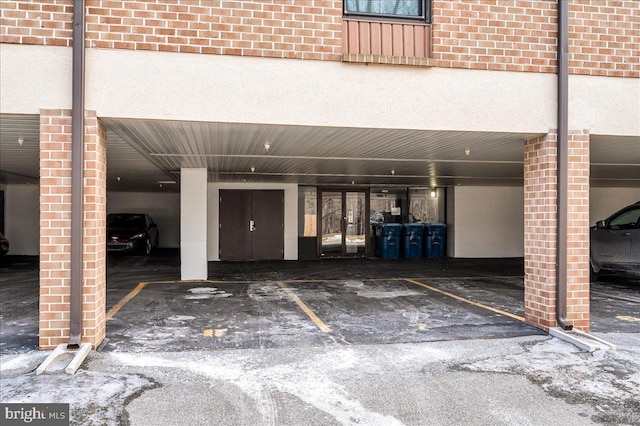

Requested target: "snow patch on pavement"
[
  {"left": 460, "top": 335, "right": 640, "bottom": 424},
  {"left": 247, "top": 284, "right": 287, "bottom": 301},
  {"left": 166, "top": 315, "right": 195, "bottom": 322},
  {"left": 0, "top": 370, "right": 156, "bottom": 426},
  {"left": 112, "top": 346, "right": 451, "bottom": 425},
  {"left": 185, "top": 287, "right": 232, "bottom": 299},
  {"left": 356, "top": 289, "right": 423, "bottom": 299},
  {"left": 0, "top": 352, "right": 47, "bottom": 373}
]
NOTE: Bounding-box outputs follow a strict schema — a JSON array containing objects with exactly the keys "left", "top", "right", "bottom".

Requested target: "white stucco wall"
[
  {"left": 208, "top": 183, "right": 298, "bottom": 261},
  {"left": 107, "top": 191, "right": 180, "bottom": 248},
  {"left": 2, "top": 44, "right": 638, "bottom": 136},
  {"left": 452, "top": 186, "right": 525, "bottom": 258},
  {"left": 4, "top": 184, "right": 39, "bottom": 255}
]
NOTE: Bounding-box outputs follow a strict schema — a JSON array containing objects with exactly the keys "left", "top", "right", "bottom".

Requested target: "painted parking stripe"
[
  {"left": 404, "top": 278, "right": 525, "bottom": 322},
  {"left": 106, "top": 282, "right": 148, "bottom": 319},
  {"left": 591, "top": 291, "right": 640, "bottom": 304},
  {"left": 277, "top": 281, "right": 332, "bottom": 333}
]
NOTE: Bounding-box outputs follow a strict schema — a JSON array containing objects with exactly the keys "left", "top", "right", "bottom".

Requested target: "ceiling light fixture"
[{"left": 18, "top": 138, "right": 24, "bottom": 146}]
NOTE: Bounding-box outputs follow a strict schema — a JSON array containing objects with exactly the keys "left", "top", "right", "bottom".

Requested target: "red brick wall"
[
  {"left": 523, "top": 131, "right": 590, "bottom": 331},
  {"left": 39, "top": 109, "right": 73, "bottom": 349},
  {"left": 39, "top": 109, "right": 107, "bottom": 350},
  {"left": 1, "top": 1, "right": 637, "bottom": 75},
  {"left": 431, "top": 0, "right": 639, "bottom": 77}
]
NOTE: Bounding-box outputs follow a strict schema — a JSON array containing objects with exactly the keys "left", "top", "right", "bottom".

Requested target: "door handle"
[{"left": 250, "top": 220, "right": 256, "bottom": 232}]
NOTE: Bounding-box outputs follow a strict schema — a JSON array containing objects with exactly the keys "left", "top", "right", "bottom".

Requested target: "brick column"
[
  {"left": 39, "top": 109, "right": 107, "bottom": 350},
  {"left": 524, "top": 131, "right": 590, "bottom": 332}
]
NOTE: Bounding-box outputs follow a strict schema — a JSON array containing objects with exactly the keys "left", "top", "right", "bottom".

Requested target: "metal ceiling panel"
[{"left": 2, "top": 114, "right": 637, "bottom": 190}]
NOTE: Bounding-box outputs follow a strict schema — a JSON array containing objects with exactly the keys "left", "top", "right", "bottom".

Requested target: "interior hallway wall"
[
  {"left": 590, "top": 187, "right": 640, "bottom": 226},
  {"left": 452, "top": 186, "right": 525, "bottom": 258},
  {"left": 107, "top": 191, "right": 180, "bottom": 248},
  {"left": 3, "top": 184, "right": 39, "bottom": 255}
]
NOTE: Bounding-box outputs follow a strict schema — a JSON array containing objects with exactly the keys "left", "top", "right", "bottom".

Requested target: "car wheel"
[
  {"left": 144, "top": 237, "right": 152, "bottom": 256},
  {"left": 589, "top": 262, "right": 598, "bottom": 282}
]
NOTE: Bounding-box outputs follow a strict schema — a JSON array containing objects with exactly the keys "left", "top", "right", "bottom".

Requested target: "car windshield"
[
  {"left": 608, "top": 208, "right": 640, "bottom": 230},
  {"left": 107, "top": 214, "right": 145, "bottom": 229}
]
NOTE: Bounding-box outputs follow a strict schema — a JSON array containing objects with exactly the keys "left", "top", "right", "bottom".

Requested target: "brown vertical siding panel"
[
  {"left": 392, "top": 24, "right": 403, "bottom": 56},
  {"left": 403, "top": 24, "right": 414, "bottom": 57},
  {"left": 425, "top": 25, "right": 431, "bottom": 58},
  {"left": 381, "top": 23, "right": 393, "bottom": 55},
  {"left": 359, "top": 21, "right": 371, "bottom": 54},
  {"left": 414, "top": 25, "right": 425, "bottom": 58},
  {"left": 348, "top": 20, "right": 360, "bottom": 54},
  {"left": 341, "top": 20, "right": 348, "bottom": 54},
  {"left": 370, "top": 22, "right": 382, "bottom": 55}
]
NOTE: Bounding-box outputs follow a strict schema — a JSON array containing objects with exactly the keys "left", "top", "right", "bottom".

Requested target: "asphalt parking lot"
[
  {"left": 0, "top": 250, "right": 638, "bottom": 354},
  {"left": 2, "top": 252, "right": 639, "bottom": 425}
]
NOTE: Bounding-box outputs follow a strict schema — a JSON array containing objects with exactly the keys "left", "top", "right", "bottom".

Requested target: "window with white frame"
[{"left": 343, "top": 0, "right": 430, "bottom": 22}]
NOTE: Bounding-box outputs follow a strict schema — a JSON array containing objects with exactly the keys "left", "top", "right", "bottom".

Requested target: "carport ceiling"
[{"left": 1, "top": 114, "right": 639, "bottom": 190}]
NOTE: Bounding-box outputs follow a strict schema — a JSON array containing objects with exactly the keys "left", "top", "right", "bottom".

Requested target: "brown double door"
[{"left": 219, "top": 190, "right": 284, "bottom": 261}]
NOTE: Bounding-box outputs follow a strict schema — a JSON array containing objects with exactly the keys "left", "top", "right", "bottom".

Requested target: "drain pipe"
[
  {"left": 556, "top": 0, "right": 573, "bottom": 331},
  {"left": 68, "top": 0, "right": 86, "bottom": 349}
]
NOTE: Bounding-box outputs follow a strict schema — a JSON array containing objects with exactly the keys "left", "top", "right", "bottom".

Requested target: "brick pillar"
[
  {"left": 524, "top": 131, "right": 590, "bottom": 332},
  {"left": 39, "top": 109, "right": 107, "bottom": 350}
]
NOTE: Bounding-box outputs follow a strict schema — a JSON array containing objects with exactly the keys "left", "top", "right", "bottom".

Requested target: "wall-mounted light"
[
  {"left": 391, "top": 169, "right": 395, "bottom": 175},
  {"left": 18, "top": 138, "right": 24, "bottom": 146},
  {"left": 464, "top": 148, "right": 471, "bottom": 157},
  {"left": 264, "top": 142, "right": 271, "bottom": 152},
  {"left": 251, "top": 166, "right": 256, "bottom": 173},
  {"left": 117, "top": 176, "right": 121, "bottom": 182},
  {"left": 430, "top": 189, "right": 437, "bottom": 198}
]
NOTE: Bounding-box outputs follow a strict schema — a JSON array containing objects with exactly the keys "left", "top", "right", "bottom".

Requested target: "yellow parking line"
[
  {"left": 106, "top": 282, "right": 148, "bottom": 319},
  {"left": 404, "top": 278, "right": 525, "bottom": 322},
  {"left": 592, "top": 291, "right": 640, "bottom": 304},
  {"left": 277, "top": 281, "right": 332, "bottom": 333}
]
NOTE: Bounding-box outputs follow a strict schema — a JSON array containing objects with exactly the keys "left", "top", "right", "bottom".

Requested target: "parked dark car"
[
  {"left": 590, "top": 201, "right": 640, "bottom": 281},
  {"left": 0, "top": 232, "right": 9, "bottom": 256},
  {"left": 107, "top": 213, "right": 159, "bottom": 255}
]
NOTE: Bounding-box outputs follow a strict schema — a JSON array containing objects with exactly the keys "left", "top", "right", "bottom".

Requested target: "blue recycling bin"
[
  {"left": 402, "top": 223, "right": 424, "bottom": 259},
  {"left": 374, "top": 223, "right": 402, "bottom": 259},
  {"left": 425, "top": 223, "right": 447, "bottom": 258}
]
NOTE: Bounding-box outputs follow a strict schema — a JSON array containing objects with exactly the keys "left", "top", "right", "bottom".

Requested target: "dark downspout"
[
  {"left": 556, "top": 0, "right": 573, "bottom": 331},
  {"left": 68, "top": 0, "right": 85, "bottom": 349}
]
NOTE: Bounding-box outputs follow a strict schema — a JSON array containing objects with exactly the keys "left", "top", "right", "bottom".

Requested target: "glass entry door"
[{"left": 320, "top": 190, "right": 367, "bottom": 257}]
